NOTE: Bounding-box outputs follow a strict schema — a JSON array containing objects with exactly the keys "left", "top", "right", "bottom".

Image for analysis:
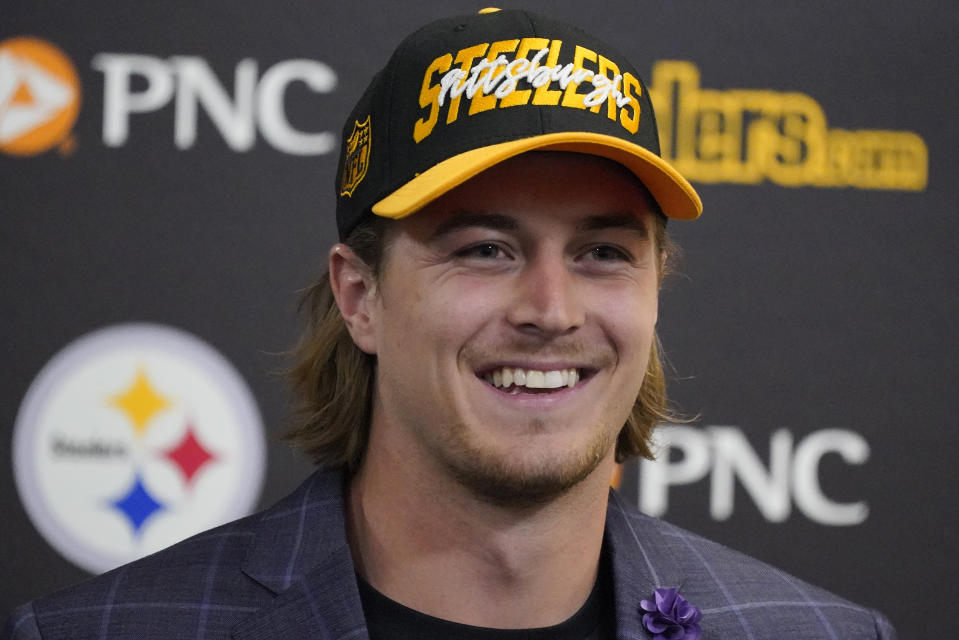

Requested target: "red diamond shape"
[{"left": 163, "top": 422, "right": 217, "bottom": 486}]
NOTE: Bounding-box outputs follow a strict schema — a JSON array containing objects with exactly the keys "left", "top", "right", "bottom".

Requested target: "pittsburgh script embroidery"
[{"left": 437, "top": 47, "right": 631, "bottom": 110}]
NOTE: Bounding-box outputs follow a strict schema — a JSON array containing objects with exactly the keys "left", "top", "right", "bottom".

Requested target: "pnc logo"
[
  {"left": 639, "top": 425, "right": 872, "bottom": 526},
  {"left": 0, "top": 37, "right": 81, "bottom": 156}
]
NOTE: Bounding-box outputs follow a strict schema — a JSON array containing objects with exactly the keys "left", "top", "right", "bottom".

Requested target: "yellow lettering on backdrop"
[{"left": 647, "top": 59, "right": 927, "bottom": 190}]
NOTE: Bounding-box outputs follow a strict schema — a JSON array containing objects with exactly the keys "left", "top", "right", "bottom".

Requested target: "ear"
[{"left": 329, "top": 243, "right": 378, "bottom": 354}]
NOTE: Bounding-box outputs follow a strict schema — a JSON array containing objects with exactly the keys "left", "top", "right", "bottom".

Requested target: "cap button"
[{"left": 478, "top": 7, "right": 501, "bottom": 14}]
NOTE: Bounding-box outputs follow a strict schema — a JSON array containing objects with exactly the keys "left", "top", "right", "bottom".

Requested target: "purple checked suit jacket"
[{"left": 3, "top": 467, "right": 897, "bottom": 639}]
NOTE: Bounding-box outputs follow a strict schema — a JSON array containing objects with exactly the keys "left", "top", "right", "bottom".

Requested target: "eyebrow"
[
  {"left": 428, "top": 211, "right": 650, "bottom": 241},
  {"left": 578, "top": 213, "right": 651, "bottom": 239},
  {"left": 429, "top": 212, "right": 519, "bottom": 240}
]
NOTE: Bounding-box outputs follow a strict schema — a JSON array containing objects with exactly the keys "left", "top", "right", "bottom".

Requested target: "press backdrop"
[{"left": 2, "top": 1, "right": 956, "bottom": 636}]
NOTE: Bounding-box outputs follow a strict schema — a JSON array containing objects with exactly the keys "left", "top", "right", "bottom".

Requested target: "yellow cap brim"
[{"left": 372, "top": 131, "right": 702, "bottom": 220}]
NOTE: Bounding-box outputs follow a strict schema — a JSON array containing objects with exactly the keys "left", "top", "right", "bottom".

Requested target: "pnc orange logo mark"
[{"left": 0, "top": 37, "right": 81, "bottom": 156}]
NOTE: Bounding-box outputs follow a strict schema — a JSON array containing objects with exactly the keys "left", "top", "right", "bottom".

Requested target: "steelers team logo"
[
  {"left": 0, "top": 36, "right": 81, "bottom": 156},
  {"left": 12, "top": 323, "right": 266, "bottom": 574}
]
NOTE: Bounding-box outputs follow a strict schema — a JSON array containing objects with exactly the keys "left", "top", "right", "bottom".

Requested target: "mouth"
[{"left": 477, "top": 366, "right": 593, "bottom": 395}]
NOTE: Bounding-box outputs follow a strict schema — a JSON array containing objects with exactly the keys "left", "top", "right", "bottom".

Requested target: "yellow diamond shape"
[{"left": 109, "top": 367, "right": 170, "bottom": 435}]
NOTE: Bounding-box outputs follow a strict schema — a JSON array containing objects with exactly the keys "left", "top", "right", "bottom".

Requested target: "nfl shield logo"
[{"left": 340, "top": 116, "right": 371, "bottom": 197}]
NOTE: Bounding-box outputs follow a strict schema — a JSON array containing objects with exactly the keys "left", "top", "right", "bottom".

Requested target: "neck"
[{"left": 346, "top": 431, "right": 614, "bottom": 629}]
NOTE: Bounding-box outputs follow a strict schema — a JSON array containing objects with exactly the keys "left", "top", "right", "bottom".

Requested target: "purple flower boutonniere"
[{"left": 640, "top": 587, "right": 702, "bottom": 640}]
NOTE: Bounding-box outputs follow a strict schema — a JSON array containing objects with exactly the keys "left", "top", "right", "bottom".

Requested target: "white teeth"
[
  {"left": 544, "top": 371, "right": 563, "bottom": 388},
  {"left": 484, "top": 366, "right": 581, "bottom": 390},
  {"left": 526, "top": 370, "right": 546, "bottom": 388}
]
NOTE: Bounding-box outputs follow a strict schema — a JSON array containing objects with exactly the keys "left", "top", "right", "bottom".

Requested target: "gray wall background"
[{"left": 2, "top": 1, "right": 956, "bottom": 636}]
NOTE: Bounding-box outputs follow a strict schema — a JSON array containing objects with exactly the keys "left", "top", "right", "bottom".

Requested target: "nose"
[{"left": 505, "top": 254, "right": 584, "bottom": 337}]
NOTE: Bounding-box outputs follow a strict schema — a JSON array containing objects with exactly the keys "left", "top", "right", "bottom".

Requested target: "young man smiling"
[
  {"left": 4, "top": 9, "right": 896, "bottom": 640},
  {"left": 334, "top": 151, "right": 664, "bottom": 632}
]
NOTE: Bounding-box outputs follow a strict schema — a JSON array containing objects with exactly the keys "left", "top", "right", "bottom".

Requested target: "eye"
[
  {"left": 454, "top": 242, "right": 511, "bottom": 260},
  {"left": 585, "top": 244, "right": 632, "bottom": 262}
]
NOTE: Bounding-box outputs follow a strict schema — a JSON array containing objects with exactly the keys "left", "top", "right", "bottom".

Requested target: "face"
[{"left": 362, "top": 152, "right": 662, "bottom": 506}]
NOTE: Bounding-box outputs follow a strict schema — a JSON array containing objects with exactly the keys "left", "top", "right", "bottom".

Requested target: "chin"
[{"left": 441, "top": 425, "right": 615, "bottom": 509}]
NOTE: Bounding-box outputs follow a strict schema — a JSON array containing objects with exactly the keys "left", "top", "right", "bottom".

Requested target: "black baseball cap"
[{"left": 335, "top": 8, "right": 702, "bottom": 239}]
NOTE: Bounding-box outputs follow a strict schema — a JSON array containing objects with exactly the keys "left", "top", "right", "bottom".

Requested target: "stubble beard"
[{"left": 434, "top": 417, "right": 618, "bottom": 510}]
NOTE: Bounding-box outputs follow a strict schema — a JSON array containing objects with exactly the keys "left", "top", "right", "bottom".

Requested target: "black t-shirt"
[{"left": 357, "top": 556, "right": 613, "bottom": 640}]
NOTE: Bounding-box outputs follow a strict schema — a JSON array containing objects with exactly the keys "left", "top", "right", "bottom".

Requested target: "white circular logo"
[{"left": 13, "top": 323, "right": 266, "bottom": 574}]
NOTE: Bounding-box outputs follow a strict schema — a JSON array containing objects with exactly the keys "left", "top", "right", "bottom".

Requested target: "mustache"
[{"left": 463, "top": 338, "right": 615, "bottom": 370}]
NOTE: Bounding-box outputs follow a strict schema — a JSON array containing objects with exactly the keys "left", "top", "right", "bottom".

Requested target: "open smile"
[{"left": 477, "top": 366, "right": 596, "bottom": 395}]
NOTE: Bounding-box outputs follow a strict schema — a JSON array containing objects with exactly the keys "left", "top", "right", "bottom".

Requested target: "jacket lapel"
[
  {"left": 605, "top": 490, "right": 688, "bottom": 639},
  {"left": 230, "top": 472, "right": 685, "bottom": 639},
  {"left": 232, "top": 469, "right": 369, "bottom": 640}
]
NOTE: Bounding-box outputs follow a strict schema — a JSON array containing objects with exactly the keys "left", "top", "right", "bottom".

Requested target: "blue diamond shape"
[{"left": 109, "top": 472, "right": 164, "bottom": 535}]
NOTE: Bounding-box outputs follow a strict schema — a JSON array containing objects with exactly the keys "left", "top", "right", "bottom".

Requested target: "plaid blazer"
[{"left": 3, "top": 467, "right": 896, "bottom": 639}]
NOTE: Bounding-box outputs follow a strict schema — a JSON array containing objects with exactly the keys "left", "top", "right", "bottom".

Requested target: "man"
[{"left": 4, "top": 9, "right": 896, "bottom": 639}]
